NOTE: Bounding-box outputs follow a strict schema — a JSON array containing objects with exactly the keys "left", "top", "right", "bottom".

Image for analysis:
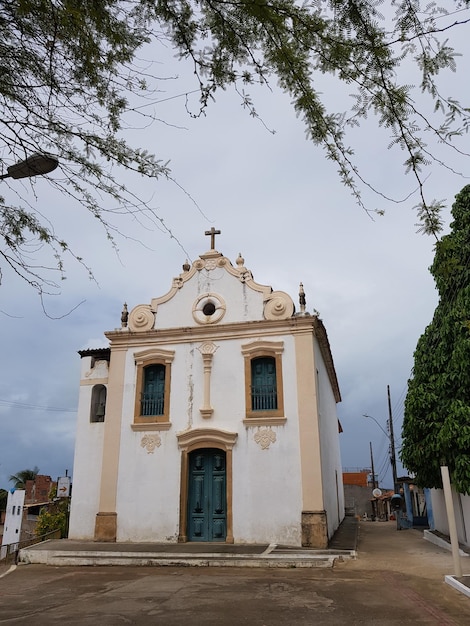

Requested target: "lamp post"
[{"left": 0, "top": 153, "right": 58, "bottom": 180}]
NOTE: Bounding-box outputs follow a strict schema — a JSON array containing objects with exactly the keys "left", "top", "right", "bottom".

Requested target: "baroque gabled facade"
[{"left": 69, "top": 234, "right": 344, "bottom": 548}]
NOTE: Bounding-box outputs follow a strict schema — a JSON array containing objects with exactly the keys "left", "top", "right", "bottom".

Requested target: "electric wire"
[{"left": 0, "top": 399, "right": 76, "bottom": 413}]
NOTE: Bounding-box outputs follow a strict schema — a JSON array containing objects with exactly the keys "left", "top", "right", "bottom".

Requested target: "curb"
[
  {"left": 445, "top": 575, "right": 470, "bottom": 598},
  {"left": 424, "top": 529, "right": 469, "bottom": 557}
]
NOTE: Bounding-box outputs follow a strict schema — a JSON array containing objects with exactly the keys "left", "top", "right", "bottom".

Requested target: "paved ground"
[{"left": 1, "top": 521, "right": 469, "bottom": 625}]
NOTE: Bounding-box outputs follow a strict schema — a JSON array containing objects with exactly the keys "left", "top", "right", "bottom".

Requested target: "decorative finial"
[
  {"left": 205, "top": 227, "right": 221, "bottom": 250},
  {"left": 299, "top": 283, "right": 306, "bottom": 315},
  {"left": 236, "top": 253, "right": 245, "bottom": 267},
  {"left": 183, "top": 259, "right": 190, "bottom": 272},
  {"left": 121, "top": 302, "right": 128, "bottom": 328}
]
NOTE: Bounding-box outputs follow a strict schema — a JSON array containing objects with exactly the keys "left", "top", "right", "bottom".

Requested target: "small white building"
[
  {"left": 1, "top": 489, "right": 25, "bottom": 547},
  {"left": 69, "top": 234, "right": 344, "bottom": 548}
]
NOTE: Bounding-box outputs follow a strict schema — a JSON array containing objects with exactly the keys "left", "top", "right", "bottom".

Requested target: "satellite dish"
[{"left": 372, "top": 488, "right": 382, "bottom": 498}]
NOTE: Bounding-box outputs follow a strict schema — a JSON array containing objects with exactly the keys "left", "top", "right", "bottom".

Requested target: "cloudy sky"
[{"left": 1, "top": 8, "right": 469, "bottom": 493}]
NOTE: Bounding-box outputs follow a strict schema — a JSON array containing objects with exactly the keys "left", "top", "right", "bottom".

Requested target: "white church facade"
[{"left": 69, "top": 231, "right": 344, "bottom": 548}]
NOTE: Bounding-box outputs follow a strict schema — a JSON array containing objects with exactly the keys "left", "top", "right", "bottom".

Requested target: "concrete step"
[{"left": 20, "top": 543, "right": 354, "bottom": 569}]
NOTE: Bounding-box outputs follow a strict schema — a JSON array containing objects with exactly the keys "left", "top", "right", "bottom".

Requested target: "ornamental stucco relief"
[
  {"left": 140, "top": 433, "right": 161, "bottom": 454},
  {"left": 254, "top": 427, "right": 277, "bottom": 450},
  {"left": 194, "top": 256, "right": 226, "bottom": 271}
]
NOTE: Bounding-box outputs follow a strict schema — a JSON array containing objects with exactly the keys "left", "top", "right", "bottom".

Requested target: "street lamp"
[
  {"left": 363, "top": 414, "right": 389, "bottom": 439},
  {"left": 0, "top": 153, "right": 59, "bottom": 180}
]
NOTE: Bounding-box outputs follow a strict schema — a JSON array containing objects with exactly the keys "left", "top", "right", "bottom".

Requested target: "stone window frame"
[
  {"left": 241, "top": 340, "right": 286, "bottom": 425},
  {"left": 133, "top": 348, "right": 175, "bottom": 427}
]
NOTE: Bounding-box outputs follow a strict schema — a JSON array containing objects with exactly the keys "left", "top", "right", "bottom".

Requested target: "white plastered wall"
[
  {"left": 2, "top": 490, "right": 25, "bottom": 546},
  {"left": 232, "top": 420, "right": 303, "bottom": 545},
  {"left": 314, "top": 338, "right": 344, "bottom": 538},
  {"left": 115, "top": 428, "right": 182, "bottom": 541},
  {"left": 430, "top": 488, "right": 470, "bottom": 548},
  {"left": 154, "top": 269, "right": 266, "bottom": 329},
  {"left": 68, "top": 356, "right": 106, "bottom": 539},
  {"left": 113, "top": 333, "right": 304, "bottom": 544}
]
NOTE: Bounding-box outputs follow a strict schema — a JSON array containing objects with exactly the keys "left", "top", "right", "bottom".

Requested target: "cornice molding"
[
  {"left": 105, "top": 316, "right": 318, "bottom": 347},
  {"left": 313, "top": 317, "right": 341, "bottom": 403}
]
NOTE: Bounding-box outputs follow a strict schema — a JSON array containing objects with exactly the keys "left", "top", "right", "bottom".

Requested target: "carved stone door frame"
[{"left": 177, "top": 428, "right": 237, "bottom": 543}]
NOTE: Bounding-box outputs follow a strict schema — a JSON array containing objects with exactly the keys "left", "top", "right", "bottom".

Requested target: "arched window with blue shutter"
[
  {"left": 142, "top": 364, "right": 165, "bottom": 416},
  {"left": 251, "top": 356, "right": 277, "bottom": 411}
]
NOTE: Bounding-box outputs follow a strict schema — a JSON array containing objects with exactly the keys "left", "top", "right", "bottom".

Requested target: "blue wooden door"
[{"left": 188, "top": 449, "right": 226, "bottom": 542}]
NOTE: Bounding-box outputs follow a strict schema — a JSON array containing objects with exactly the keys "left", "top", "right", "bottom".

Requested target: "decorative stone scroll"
[
  {"left": 263, "top": 291, "right": 294, "bottom": 321},
  {"left": 128, "top": 304, "right": 155, "bottom": 332}
]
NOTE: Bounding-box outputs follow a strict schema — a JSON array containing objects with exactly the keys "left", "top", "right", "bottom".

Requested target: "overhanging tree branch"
[{"left": 2, "top": 0, "right": 470, "bottom": 297}]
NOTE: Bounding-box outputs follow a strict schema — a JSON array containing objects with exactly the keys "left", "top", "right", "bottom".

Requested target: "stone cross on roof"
[{"left": 205, "top": 227, "right": 221, "bottom": 250}]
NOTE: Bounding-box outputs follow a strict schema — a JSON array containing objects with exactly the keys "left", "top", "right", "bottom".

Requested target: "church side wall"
[
  {"left": 69, "top": 359, "right": 106, "bottom": 539},
  {"left": 314, "top": 339, "right": 344, "bottom": 539}
]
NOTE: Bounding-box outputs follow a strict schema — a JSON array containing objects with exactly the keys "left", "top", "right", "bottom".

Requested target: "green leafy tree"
[
  {"left": 9, "top": 466, "right": 39, "bottom": 489},
  {"left": 35, "top": 493, "right": 69, "bottom": 538},
  {"left": 2, "top": 1, "right": 470, "bottom": 295},
  {"left": 401, "top": 185, "right": 470, "bottom": 494}
]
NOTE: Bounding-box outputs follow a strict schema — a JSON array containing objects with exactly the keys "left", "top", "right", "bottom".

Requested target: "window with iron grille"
[
  {"left": 141, "top": 364, "right": 165, "bottom": 416},
  {"left": 251, "top": 357, "right": 277, "bottom": 411},
  {"left": 242, "top": 340, "right": 285, "bottom": 421},
  {"left": 133, "top": 348, "right": 174, "bottom": 426}
]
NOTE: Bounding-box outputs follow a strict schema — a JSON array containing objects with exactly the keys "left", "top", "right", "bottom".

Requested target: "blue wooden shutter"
[{"left": 251, "top": 357, "right": 277, "bottom": 411}]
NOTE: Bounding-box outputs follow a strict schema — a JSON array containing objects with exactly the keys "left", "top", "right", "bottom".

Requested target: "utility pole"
[
  {"left": 387, "top": 385, "right": 398, "bottom": 492},
  {"left": 370, "top": 441, "right": 377, "bottom": 489},
  {"left": 370, "top": 441, "right": 378, "bottom": 521}
]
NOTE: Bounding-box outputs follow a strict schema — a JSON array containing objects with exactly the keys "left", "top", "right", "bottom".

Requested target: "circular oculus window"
[
  {"left": 202, "top": 301, "right": 216, "bottom": 316},
  {"left": 192, "top": 293, "right": 226, "bottom": 325}
]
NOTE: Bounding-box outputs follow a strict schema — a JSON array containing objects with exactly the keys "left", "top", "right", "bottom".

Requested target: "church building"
[{"left": 69, "top": 230, "right": 344, "bottom": 548}]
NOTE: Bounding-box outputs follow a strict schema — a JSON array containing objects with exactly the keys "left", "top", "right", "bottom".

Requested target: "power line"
[{"left": 0, "top": 399, "right": 75, "bottom": 413}]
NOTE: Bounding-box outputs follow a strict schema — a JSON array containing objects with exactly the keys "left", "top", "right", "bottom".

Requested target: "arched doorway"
[
  {"left": 187, "top": 448, "right": 226, "bottom": 541},
  {"left": 177, "top": 428, "right": 237, "bottom": 543}
]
